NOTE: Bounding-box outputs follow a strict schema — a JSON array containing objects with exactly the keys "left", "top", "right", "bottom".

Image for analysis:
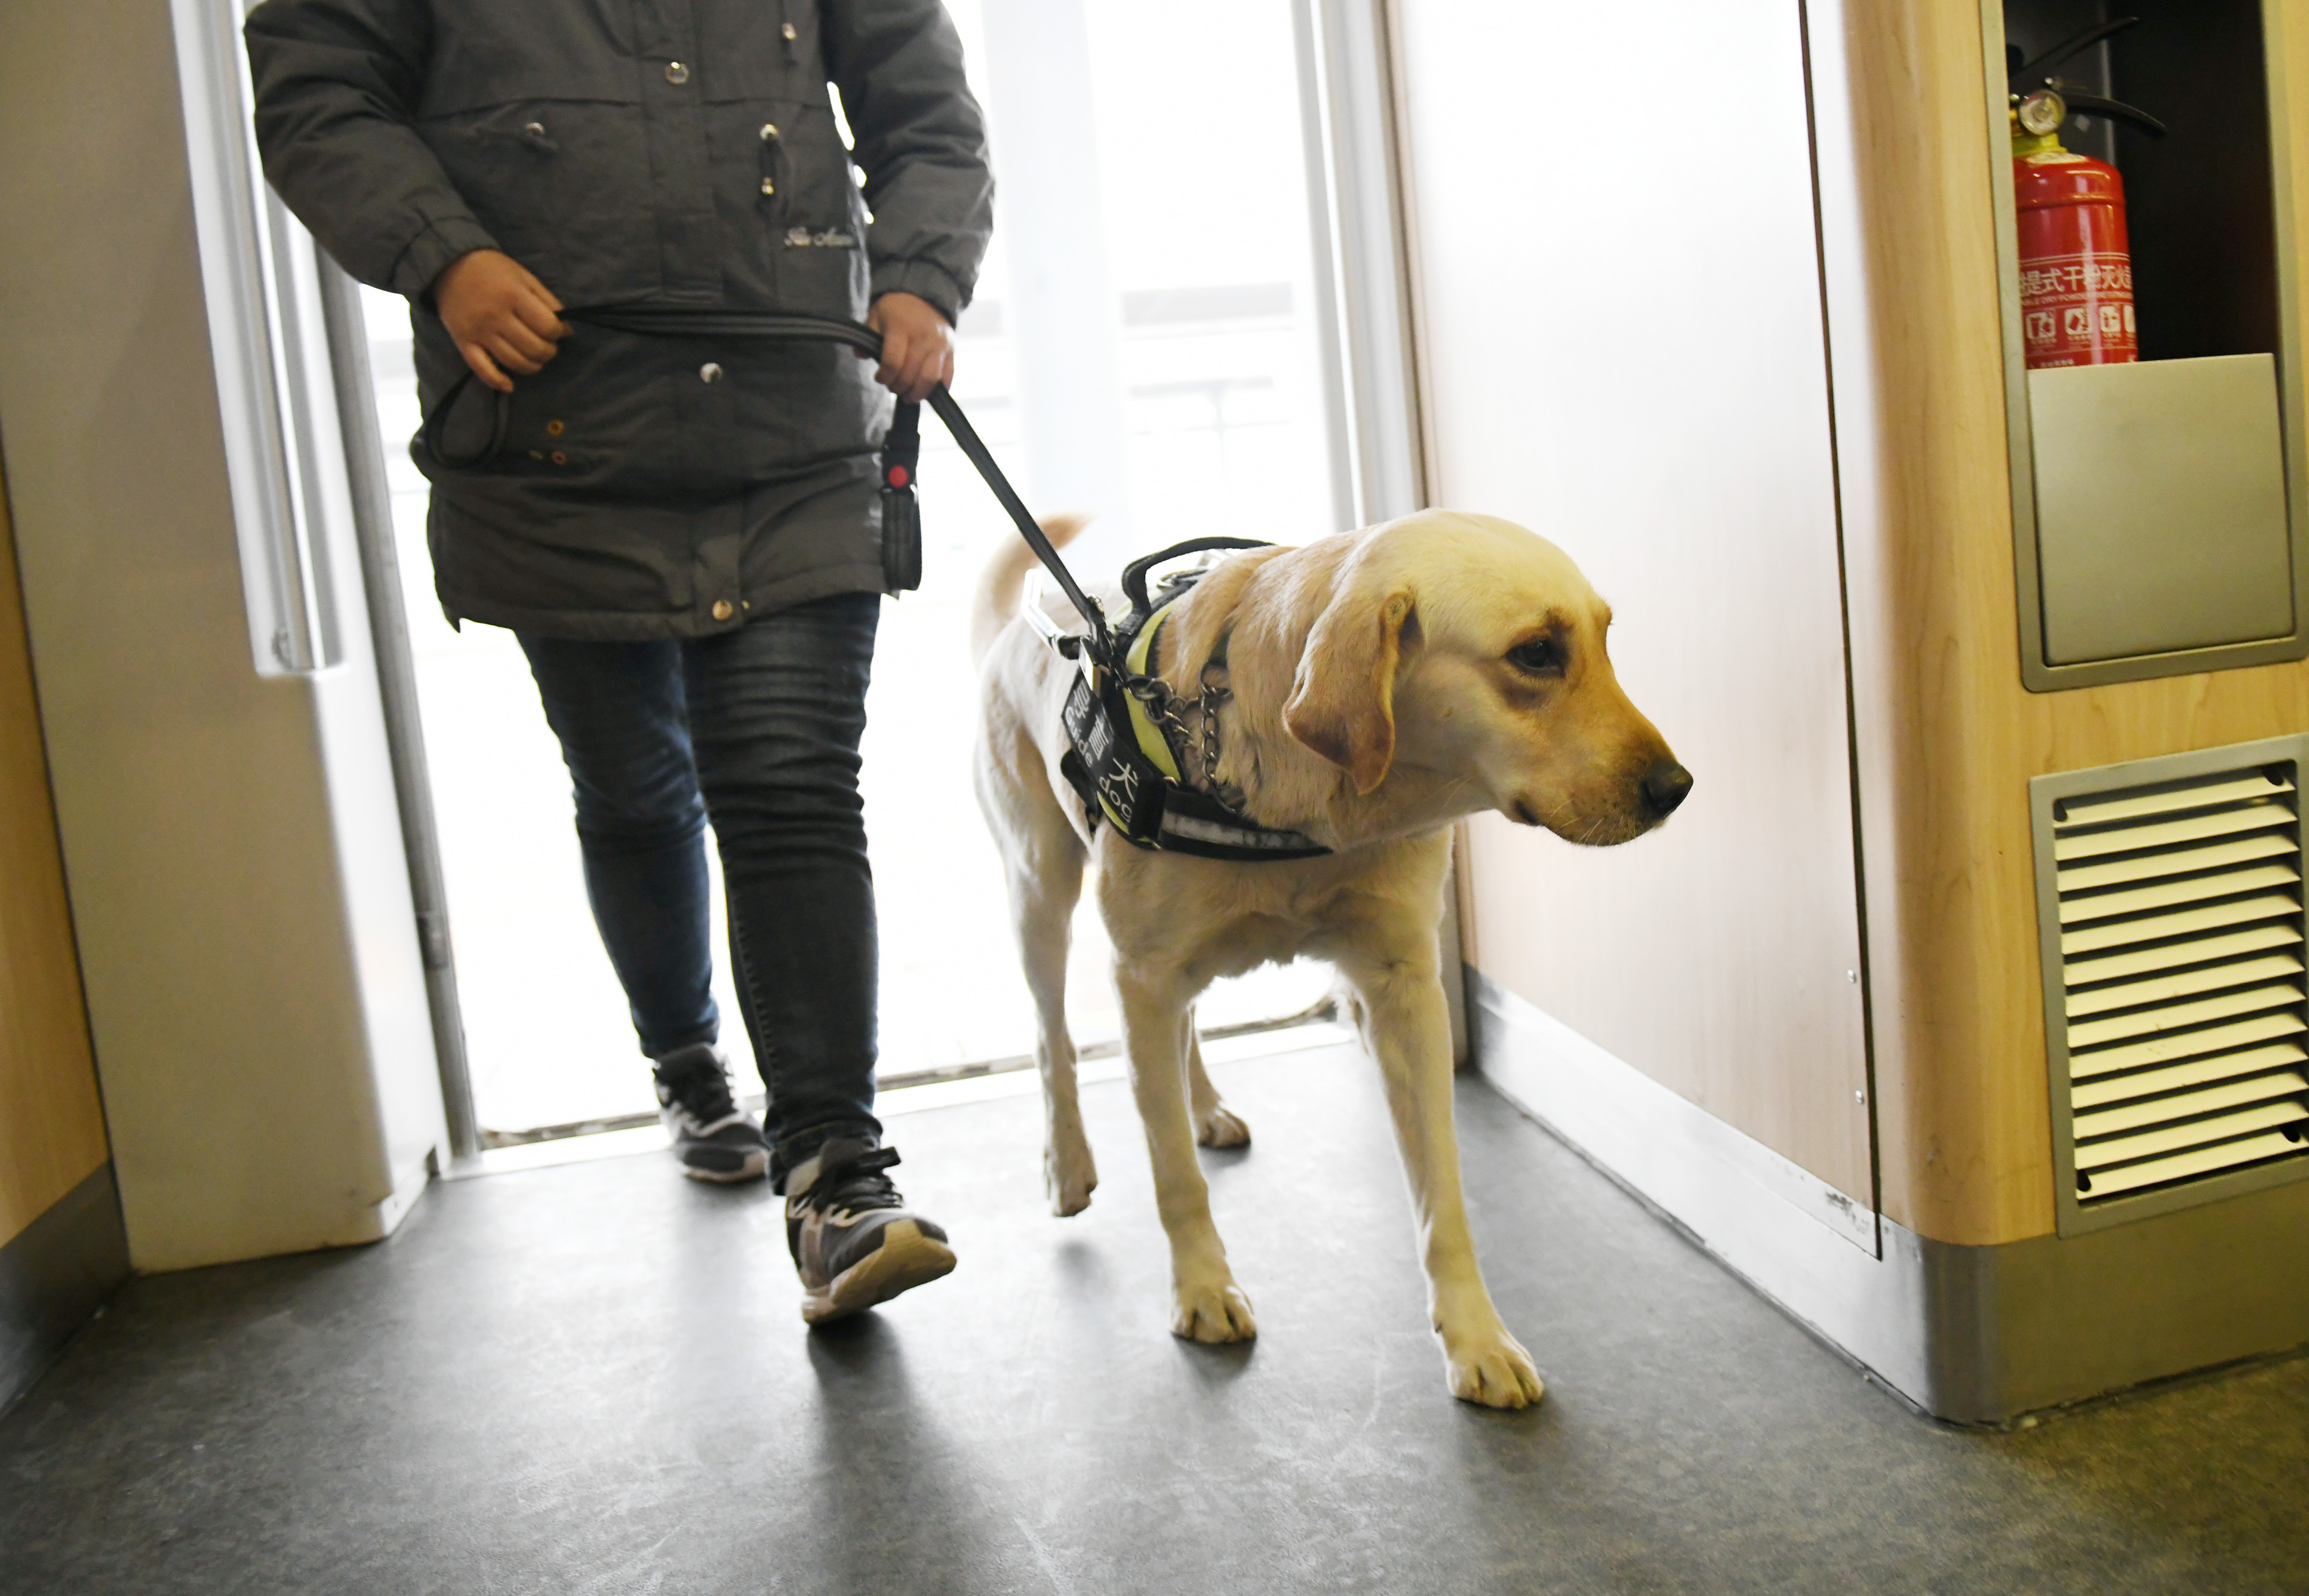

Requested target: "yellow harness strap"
[{"left": 1120, "top": 601, "right": 1184, "bottom": 783}]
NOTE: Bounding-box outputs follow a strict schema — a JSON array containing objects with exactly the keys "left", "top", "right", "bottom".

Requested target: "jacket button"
[
  {"left": 699, "top": 362, "right": 724, "bottom": 383},
  {"left": 712, "top": 600, "right": 735, "bottom": 622},
  {"left": 665, "top": 60, "right": 690, "bottom": 84},
  {"left": 760, "top": 122, "right": 779, "bottom": 141}
]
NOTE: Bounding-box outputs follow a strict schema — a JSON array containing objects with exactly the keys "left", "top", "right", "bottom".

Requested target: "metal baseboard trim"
[
  {"left": 1469, "top": 970, "right": 2309, "bottom": 1424},
  {"left": 0, "top": 1162, "right": 129, "bottom": 1416}
]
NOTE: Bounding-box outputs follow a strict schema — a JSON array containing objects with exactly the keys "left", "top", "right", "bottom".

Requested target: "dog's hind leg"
[
  {"left": 1117, "top": 967, "right": 1256, "bottom": 1343},
  {"left": 1183, "top": 1017, "right": 1250, "bottom": 1148},
  {"left": 975, "top": 714, "right": 1097, "bottom": 1216},
  {"left": 1009, "top": 823, "right": 1097, "bottom": 1216},
  {"left": 1016, "top": 840, "right": 1096, "bottom": 1217},
  {"left": 1338, "top": 923, "right": 1545, "bottom": 1411}
]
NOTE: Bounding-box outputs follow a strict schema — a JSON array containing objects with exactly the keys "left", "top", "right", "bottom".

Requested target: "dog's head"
[{"left": 1278, "top": 512, "right": 1689, "bottom": 844}]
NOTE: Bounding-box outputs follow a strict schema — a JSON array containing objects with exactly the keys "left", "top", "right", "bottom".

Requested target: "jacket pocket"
[
  {"left": 746, "top": 98, "right": 854, "bottom": 236},
  {"left": 734, "top": 99, "right": 866, "bottom": 316},
  {"left": 418, "top": 102, "right": 661, "bottom": 306}
]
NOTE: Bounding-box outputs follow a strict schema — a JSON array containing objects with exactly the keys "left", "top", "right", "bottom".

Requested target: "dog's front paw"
[
  {"left": 1441, "top": 1324, "right": 1545, "bottom": 1410},
  {"left": 1171, "top": 1278, "right": 1257, "bottom": 1343},
  {"left": 1195, "top": 1102, "right": 1250, "bottom": 1148},
  {"left": 1043, "top": 1137, "right": 1097, "bottom": 1217}
]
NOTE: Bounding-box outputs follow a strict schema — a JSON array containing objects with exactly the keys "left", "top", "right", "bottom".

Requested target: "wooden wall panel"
[
  {"left": 1824, "top": 0, "right": 2309, "bottom": 1244},
  {"left": 1394, "top": 0, "right": 1875, "bottom": 1204},
  {"left": 0, "top": 468, "right": 109, "bottom": 1247}
]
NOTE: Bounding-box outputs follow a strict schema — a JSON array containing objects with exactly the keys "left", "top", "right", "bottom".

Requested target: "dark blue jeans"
[{"left": 518, "top": 593, "right": 882, "bottom": 1177}]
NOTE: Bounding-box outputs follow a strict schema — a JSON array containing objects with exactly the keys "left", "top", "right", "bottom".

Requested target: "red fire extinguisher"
[
  {"left": 2013, "top": 100, "right": 2135, "bottom": 369},
  {"left": 2006, "top": 20, "right": 2167, "bottom": 371}
]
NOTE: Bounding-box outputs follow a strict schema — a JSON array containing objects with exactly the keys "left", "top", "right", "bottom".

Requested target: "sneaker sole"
[
  {"left": 680, "top": 1148, "right": 768, "bottom": 1183},
  {"left": 801, "top": 1220, "right": 957, "bottom": 1324}
]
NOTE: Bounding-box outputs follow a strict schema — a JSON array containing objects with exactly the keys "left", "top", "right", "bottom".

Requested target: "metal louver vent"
[{"left": 2034, "top": 746, "right": 2309, "bottom": 1234}]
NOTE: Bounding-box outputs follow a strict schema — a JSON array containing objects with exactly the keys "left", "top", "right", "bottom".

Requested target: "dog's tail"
[{"left": 970, "top": 512, "right": 1091, "bottom": 665}]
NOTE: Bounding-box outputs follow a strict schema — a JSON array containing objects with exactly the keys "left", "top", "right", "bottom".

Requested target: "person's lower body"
[{"left": 519, "top": 593, "right": 952, "bottom": 1317}]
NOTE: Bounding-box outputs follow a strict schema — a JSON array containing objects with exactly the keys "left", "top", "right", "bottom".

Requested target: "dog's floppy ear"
[{"left": 1283, "top": 583, "right": 1413, "bottom": 795}]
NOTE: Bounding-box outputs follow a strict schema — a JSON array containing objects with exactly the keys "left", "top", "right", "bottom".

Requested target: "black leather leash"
[
  {"left": 419, "top": 304, "right": 1115, "bottom": 664},
  {"left": 419, "top": 303, "right": 1326, "bottom": 861}
]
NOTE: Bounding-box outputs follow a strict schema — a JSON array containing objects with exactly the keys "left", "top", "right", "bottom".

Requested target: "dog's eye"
[{"left": 1506, "top": 636, "right": 1566, "bottom": 676}]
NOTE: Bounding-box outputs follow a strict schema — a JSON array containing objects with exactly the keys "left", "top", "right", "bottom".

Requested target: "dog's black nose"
[{"left": 1640, "top": 758, "right": 1693, "bottom": 820}]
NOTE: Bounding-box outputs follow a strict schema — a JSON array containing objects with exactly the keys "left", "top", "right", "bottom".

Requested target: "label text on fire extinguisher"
[
  {"left": 2018, "top": 260, "right": 2133, "bottom": 300},
  {"left": 2019, "top": 251, "right": 2136, "bottom": 370}
]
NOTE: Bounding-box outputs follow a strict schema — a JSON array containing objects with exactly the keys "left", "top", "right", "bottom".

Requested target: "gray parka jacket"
[{"left": 245, "top": 0, "right": 994, "bottom": 638}]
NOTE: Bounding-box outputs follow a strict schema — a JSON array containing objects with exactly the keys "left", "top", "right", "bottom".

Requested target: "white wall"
[{"left": 1394, "top": 0, "right": 1876, "bottom": 1201}]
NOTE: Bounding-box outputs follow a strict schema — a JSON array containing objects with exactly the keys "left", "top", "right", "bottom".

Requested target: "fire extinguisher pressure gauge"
[{"left": 2016, "top": 89, "right": 2067, "bottom": 138}]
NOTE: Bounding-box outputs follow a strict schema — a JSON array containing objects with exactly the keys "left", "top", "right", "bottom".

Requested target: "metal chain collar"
[{"left": 1123, "top": 669, "right": 1232, "bottom": 795}]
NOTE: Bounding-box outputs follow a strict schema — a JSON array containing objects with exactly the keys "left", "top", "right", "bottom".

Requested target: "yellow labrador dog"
[{"left": 970, "top": 510, "right": 1689, "bottom": 1408}]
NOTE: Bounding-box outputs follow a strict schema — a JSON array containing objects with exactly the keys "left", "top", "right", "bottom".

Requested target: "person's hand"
[
  {"left": 863, "top": 291, "right": 955, "bottom": 402},
  {"left": 432, "top": 248, "right": 570, "bottom": 393}
]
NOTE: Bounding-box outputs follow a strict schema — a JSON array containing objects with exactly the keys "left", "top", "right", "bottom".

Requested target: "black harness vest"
[{"left": 1049, "top": 545, "right": 1329, "bottom": 863}]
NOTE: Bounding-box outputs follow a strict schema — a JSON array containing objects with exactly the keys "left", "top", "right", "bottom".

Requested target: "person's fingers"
[
  {"left": 510, "top": 287, "right": 570, "bottom": 343},
  {"left": 499, "top": 300, "right": 561, "bottom": 353},
  {"left": 905, "top": 340, "right": 952, "bottom": 402},
  {"left": 495, "top": 309, "right": 561, "bottom": 364},
  {"left": 485, "top": 330, "right": 546, "bottom": 376},
  {"left": 500, "top": 254, "right": 563, "bottom": 312},
  {"left": 878, "top": 323, "right": 914, "bottom": 391},
  {"left": 460, "top": 341, "right": 514, "bottom": 393},
  {"left": 899, "top": 354, "right": 937, "bottom": 403},
  {"left": 490, "top": 307, "right": 548, "bottom": 352}
]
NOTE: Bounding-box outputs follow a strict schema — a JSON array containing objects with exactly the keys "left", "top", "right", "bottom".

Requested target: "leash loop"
[{"left": 417, "top": 373, "right": 508, "bottom": 469}]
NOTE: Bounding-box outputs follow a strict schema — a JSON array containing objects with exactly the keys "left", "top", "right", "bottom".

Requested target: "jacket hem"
[{"left": 447, "top": 561, "right": 891, "bottom": 641}]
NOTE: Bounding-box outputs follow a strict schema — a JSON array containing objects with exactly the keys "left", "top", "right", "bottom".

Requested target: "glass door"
[{"left": 355, "top": 0, "right": 1363, "bottom": 1145}]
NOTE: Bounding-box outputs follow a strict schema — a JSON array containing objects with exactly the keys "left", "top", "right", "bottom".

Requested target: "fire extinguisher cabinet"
[{"left": 1991, "top": 0, "right": 2309, "bottom": 688}]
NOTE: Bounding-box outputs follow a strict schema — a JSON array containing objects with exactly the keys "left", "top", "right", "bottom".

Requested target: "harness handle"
[
  {"left": 414, "top": 305, "right": 1114, "bottom": 660},
  {"left": 1120, "top": 537, "right": 1276, "bottom": 623}
]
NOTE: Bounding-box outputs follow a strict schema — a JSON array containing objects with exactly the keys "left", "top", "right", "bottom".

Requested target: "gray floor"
[{"left": 2, "top": 1044, "right": 2304, "bottom": 1595}]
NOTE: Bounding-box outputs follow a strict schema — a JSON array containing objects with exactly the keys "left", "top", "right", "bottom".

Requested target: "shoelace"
[
  {"left": 658, "top": 1058, "right": 739, "bottom": 1124},
  {"left": 795, "top": 1146, "right": 905, "bottom": 1215}
]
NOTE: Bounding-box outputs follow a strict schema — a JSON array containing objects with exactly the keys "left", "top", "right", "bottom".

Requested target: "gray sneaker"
[
  {"left": 652, "top": 1044, "right": 768, "bottom": 1183},
  {"left": 784, "top": 1138, "right": 955, "bottom": 1323}
]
